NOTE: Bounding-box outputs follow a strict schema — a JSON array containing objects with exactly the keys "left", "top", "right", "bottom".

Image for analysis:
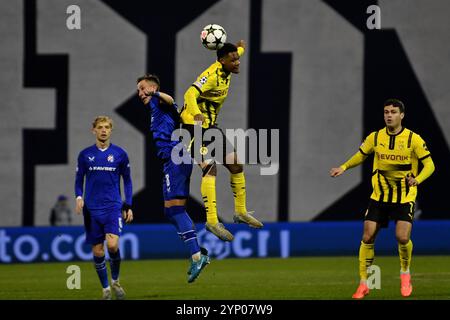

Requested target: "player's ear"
[{"left": 400, "top": 112, "right": 405, "bottom": 120}]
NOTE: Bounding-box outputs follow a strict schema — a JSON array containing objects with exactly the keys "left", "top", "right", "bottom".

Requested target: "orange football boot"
[
  {"left": 352, "top": 283, "right": 370, "bottom": 299},
  {"left": 400, "top": 273, "right": 413, "bottom": 297}
]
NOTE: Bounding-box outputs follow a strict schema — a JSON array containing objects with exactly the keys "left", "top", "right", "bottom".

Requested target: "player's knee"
[
  {"left": 106, "top": 242, "right": 119, "bottom": 253},
  {"left": 202, "top": 162, "right": 217, "bottom": 176},
  {"left": 165, "top": 199, "right": 187, "bottom": 208},
  {"left": 362, "top": 234, "right": 376, "bottom": 244},
  {"left": 105, "top": 235, "right": 119, "bottom": 252},
  {"left": 224, "top": 152, "right": 243, "bottom": 173},
  {"left": 164, "top": 205, "right": 186, "bottom": 219},
  {"left": 227, "top": 163, "right": 243, "bottom": 174},
  {"left": 396, "top": 235, "right": 410, "bottom": 245},
  {"left": 92, "top": 245, "right": 105, "bottom": 257}
]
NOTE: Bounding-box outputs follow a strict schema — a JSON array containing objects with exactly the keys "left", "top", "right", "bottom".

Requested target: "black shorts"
[
  {"left": 180, "top": 124, "right": 236, "bottom": 164},
  {"left": 365, "top": 199, "right": 415, "bottom": 228}
]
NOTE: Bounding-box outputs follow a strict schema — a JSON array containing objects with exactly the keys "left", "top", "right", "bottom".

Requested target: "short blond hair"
[{"left": 92, "top": 116, "right": 113, "bottom": 129}]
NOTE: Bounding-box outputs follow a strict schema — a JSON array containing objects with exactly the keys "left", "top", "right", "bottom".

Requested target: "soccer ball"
[{"left": 200, "top": 24, "right": 227, "bottom": 50}]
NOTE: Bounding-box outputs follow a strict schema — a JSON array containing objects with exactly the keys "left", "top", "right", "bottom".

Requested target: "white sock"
[{"left": 400, "top": 268, "right": 410, "bottom": 274}]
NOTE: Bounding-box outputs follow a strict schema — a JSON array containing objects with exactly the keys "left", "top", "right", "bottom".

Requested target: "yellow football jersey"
[
  {"left": 180, "top": 47, "right": 244, "bottom": 128},
  {"left": 359, "top": 127, "right": 431, "bottom": 203}
]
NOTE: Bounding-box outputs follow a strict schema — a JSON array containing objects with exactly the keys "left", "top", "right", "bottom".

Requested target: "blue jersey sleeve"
[
  {"left": 120, "top": 151, "right": 133, "bottom": 206},
  {"left": 74, "top": 152, "right": 85, "bottom": 198},
  {"left": 172, "top": 102, "right": 180, "bottom": 113}
]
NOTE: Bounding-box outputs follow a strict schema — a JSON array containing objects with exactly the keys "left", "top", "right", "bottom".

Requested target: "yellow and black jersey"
[
  {"left": 180, "top": 47, "right": 245, "bottom": 128},
  {"left": 342, "top": 127, "right": 432, "bottom": 204}
]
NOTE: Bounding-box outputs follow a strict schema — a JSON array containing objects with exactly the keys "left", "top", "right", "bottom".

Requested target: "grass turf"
[{"left": 1, "top": 256, "right": 450, "bottom": 300}]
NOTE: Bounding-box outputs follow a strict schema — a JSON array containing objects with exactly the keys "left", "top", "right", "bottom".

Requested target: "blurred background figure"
[{"left": 49, "top": 195, "right": 72, "bottom": 226}]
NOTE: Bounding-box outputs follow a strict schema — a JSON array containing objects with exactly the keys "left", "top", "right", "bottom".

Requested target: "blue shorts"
[
  {"left": 162, "top": 158, "right": 193, "bottom": 201},
  {"left": 83, "top": 207, "right": 123, "bottom": 245}
]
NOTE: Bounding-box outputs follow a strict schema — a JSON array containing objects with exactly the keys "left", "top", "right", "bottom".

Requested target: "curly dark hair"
[{"left": 217, "top": 43, "right": 238, "bottom": 60}]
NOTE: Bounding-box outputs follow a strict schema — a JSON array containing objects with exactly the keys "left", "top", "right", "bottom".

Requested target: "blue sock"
[
  {"left": 165, "top": 206, "right": 201, "bottom": 256},
  {"left": 108, "top": 249, "right": 121, "bottom": 281},
  {"left": 93, "top": 255, "right": 109, "bottom": 288}
]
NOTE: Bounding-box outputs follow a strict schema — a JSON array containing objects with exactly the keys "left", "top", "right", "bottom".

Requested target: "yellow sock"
[
  {"left": 398, "top": 240, "right": 413, "bottom": 273},
  {"left": 230, "top": 172, "right": 247, "bottom": 214},
  {"left": 359, "top": 241, "right": 375, "bottom": 281},
  {"left": 201, "top": 175, "right": 218, "bottom": 225}
]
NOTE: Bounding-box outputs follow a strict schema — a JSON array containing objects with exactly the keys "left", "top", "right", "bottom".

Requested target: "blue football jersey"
[
  {"left": 147, "top": 96, "right": 180, "bottom": 159},
  {"left": 75, "top": 144, "right": 132, "bottom": 215}
]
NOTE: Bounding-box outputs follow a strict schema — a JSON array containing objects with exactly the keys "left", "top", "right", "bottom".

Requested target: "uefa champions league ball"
[{"left": 200, "top": 24, "right": 227, "bottom": 50}]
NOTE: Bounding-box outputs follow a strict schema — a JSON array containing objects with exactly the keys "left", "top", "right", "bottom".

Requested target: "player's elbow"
[
  {"left": 166, "top": 96, "right": 175, "bottom": 106},
  {"left": 184, "top": 88, "right": 200, "bottom": 114},
  {"left": 184, "top": 87, "right": 197, "bottom": 100},
  {"left": 425, "top": 157, "right": 435, "bottom": 175},
  {"left": 430, "top": 161, "right": 435, "bottom": 175}
]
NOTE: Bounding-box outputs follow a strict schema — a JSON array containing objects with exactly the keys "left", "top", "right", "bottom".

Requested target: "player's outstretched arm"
[
  {"left": 145, "top": 90, "right": 174, "bottom": 105},
  {"left": 156, "top": 91, "right": 175, "bottom": 105},
  {"left": 184, "top": 86, "right": 204, "bottom": 125},
  {"left": 236, "top": 40, "right": 246, "bottom": 50},
  {"left": 330, "top": 167, "right": 345, "bottom": 177},
  {"left": 331, "top": 133, "right": 373, "bottom": 178},
  {"left": 330, "top": 149, "right": 369, "bottom": 178}
]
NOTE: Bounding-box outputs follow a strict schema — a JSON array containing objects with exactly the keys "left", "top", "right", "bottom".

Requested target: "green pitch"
[{"left": 1, "top": 256, "right": 450, "bottom": 300}]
